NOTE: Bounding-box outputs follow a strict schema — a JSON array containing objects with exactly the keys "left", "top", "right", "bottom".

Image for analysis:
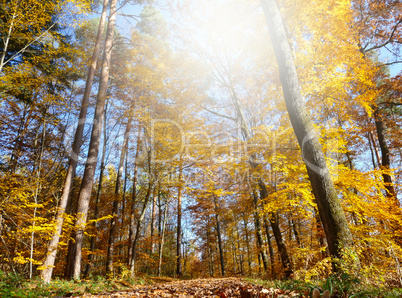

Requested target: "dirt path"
[{"left": 77, "top": 277, "right": 301, "bottom": 297}]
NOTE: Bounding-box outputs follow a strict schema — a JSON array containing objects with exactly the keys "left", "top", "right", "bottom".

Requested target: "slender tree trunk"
[
  {"left": 120, "top": 148, "right": 129, "bottom": 248},
  {"left": 374, "top": 108, "right": 397, "bottom": 200},
  {"left": 235, "top": 224, "right": 243, "bottom": 274},
  {"left": 84, "top": 102, "right": 109, "bottom": 278},
  {"left": 129, "top": 149, "right": 152, "bottom": 275},
  {"left": 106, "top": 119, "right": 131, "bottom": 276},
  {"left": 127, "top": 129, "right": 141, "bottom": 264},
  {"left": 129, "top": 179, "right": 153, "bottom": 276},
  {"left": 0, "top": 11, "right": 16, "bottom": 72},
  {"left": 206, "top": 227, "right": 215, "bottom": 277},
  {"left": 260, "top": 0, "right": 355, "bottom": 267},
  {"left": 263, "top": 216, "right": 275, "bottom": 275},
  {"left": 269, "top": 211, "right": 292, "bottom": 277},
  {"left": 182, "top": 240, "right": 187, "bottom": 275},
  {"left": 213, "top": 195, "right": 225, "bottom": 276},
  {"left": 67, "top": 0, "right": 118, "bottom": 279},
  {"left": 252, "top": 190, "right": 269, "bottom": 272},
  {"left": 41, "top": 0, "right": 109, "bottom": 283},
  {"left": 158, "top": 193, "right": 169, "bottom": 276},
  {"left": 158, "top": 187, "right": 162, "bottom": 237},
  {"left": 290, "top": 214, "right": 301, "bottom": 245},
  {"left": 367, "top": 133, "right": 378, "bottom": 170},
  {"left": 150, "top": 186, "right": 157, "bottom": 254},
  {"left": 30, "top": 119, "right": 46, "bottom": 279},
  {"left": 210, "top": 244, "right": 215, "bottom": 276},
  {"left": 369, "top": 131, "right": 382, "bottom": 167},
  {"left": 259, "top": 182, "right": 292, "bottom": 276},
  {"left": 242, "top": 215, "right": 252, "bottom": 274},
  {"left": 176, "top": 163, "right": 183, "bottom": 277}
]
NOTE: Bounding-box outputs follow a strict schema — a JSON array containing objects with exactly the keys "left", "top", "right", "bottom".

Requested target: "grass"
[
  {"left": 245, "top": 274, "right": 402, "bottom": 298},
  {"left": 2, "top": 270, "right": 402, "bottom": 297},
  {"left": 0, "top": 270, "right": 147, "bottom": 298}
]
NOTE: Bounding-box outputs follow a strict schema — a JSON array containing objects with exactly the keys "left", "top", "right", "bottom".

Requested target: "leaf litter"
[{"left": 74, "top": 277, "right": 302, "bottom": 297}]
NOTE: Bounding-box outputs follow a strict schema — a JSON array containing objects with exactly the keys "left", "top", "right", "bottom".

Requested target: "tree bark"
[
  {"left": 213, "top": 195, "right": 225, "bottom": 276},
  {"left": 129, "top": 178, "right": 153, "bottom": 276},
  {"left": 127, "top": 129, "right": 141, "bottom": 264},
  {"left": 176, "top": 163, "right": 183, "bottom": 277},
  {"left": 30, "top": 118, "right": 46, "bottom": 279},
  {"left": 67, "top": 0, "right": 118, "bottom": 279},
  {"left": 290, "top": 214, "right": 301, "bottom": 245},
  {"left": 106, "top": 118, "right": 131, "bottom": 276},
  {"left": 157, "top": 192, "right": 169, "bottom": 277},
  {"left": 259, "top": 182, "right": 292, "bottom": 276},
  {"left": 40, "top": 0, "right": 109, "bottom": 283},
  {"left": 263, "top": 215, "right": 275, "bottom": 275},
  {"left": 84, "top": 101, "right": 109, "bottom": 278},
  {"left": 150, "top": 185, "right": 157, "bottom": 254},
  {"left": 260, "top": 0, "right": 355, "bottom": 266},
  {"left": 373, "top": 108, "right": 397, "bottom": 200},
  {"left": 242, "top": 215, "right": 252, "bottom": 274},
  {"left": 129, "top": 148, "right": 152, "bottom": 276},
  {"left": 0, "top": 11, "right": 16, "bottom": 73},
  {"left": 252, "top": 189, "right": 269, "bottom": 272}
]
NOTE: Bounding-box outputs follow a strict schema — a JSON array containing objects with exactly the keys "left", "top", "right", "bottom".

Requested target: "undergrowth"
[
  {"left": 0, "top": 270, "right": 146, "bottom": 298},
  {"left": 246, "top": 273, "right": 402, "bottom": 297},
  {"left": 2, "top": 270, "right": 402, "bottom": 297}
]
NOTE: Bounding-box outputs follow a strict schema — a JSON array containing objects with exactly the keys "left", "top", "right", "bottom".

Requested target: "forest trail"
[{"left": 74, "top": 277, "right": 301, "bottom": 297}]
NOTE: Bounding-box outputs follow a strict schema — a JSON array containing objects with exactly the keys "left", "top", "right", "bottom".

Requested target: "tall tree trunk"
[
  {"left": 30, "top": 118, "right": 46, "bottom": 279},
  {"left": 150, "top": 186, "right": 157, "bottom": 254},
  {"left": 129, "top": 149, "right": 152, "bottom": 276},
  {"left": 106, "top": 119, "right": 131, "bottom": 276},
  {"left": 259, "top": 182, "right": 292, "bottom": 276},
  {"left": 129, "top": 178, "right": 153, "bottom": 276},
  {"left": 121, "top": 148, "right": 129, "bottom": 233},
  {"left": 260, "top": 0, "right": 355, "bottom": 267},
  {"left": 84, "top": 102, "right": 109, "bottom": 278},
  {"left": 367, "top": 133, "right": 378, "bottom": 170},
  {"left": 158, "top": 193, "right": 169, "bottom": 277},
  {"left": 242, "top": 215, "right": 252, "bottom": 274},
  {"left": 269, "top": 211, "right": 292, "bottom": 277},
  {"left": 127, "top": 129, "right": 141, "bottom": 264},
  {"left": 263, "top": 215, "right": 275, "bottom": 275},
  {"left": 40, "top": 0, "right": 109, "bottom": 283},
  {"left": 373, "top": 108, "right": 397, "bottom": 200},
  {"left": 67, "top": 0, "right": 118, "bottom": 279},
  {"left": 235, "top": 224, "right": 243, "bottom": 274},
  {"left": 252, "top": 190, "right": 269, "bottom": 272},
  {"left": 213, "top": 195, "right": 226, "bottom": 276},
  {"left": 176, "top": 163, "right": 183, "bottom": 277},
  {"left": 206, "top": 225, "right": 215, "bottom": 277},
  {"left": 209, "top": 244, "right": 215, "bottom": 276}
]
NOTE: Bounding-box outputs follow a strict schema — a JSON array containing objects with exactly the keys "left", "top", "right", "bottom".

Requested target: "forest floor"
[{"left": 70, "top": 277, "right": 302, "bottom": 297}]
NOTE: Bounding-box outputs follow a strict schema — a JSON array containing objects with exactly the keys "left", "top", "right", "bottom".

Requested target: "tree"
[
  {"left": 40, "top": 0, "right": 109, "bottom": 283},
  {"left": 260, "top": 0, "right": 356, "bottom": 268},
  {"left": 67, "top": 0, "right": 118, "bottom": 279},
  {"left": 0, "top": 0, "right": 89, "bottom": 72},
  {"left": 106, "top": 118, "right": 131, "bottom": 275}
]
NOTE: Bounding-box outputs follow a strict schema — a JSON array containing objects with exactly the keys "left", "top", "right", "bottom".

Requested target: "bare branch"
[{"left": 201, "top": 105, "right": 237, "bottom": 121}]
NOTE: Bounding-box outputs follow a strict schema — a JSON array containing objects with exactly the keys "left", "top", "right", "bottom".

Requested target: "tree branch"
[
  {"left": 364, "top": 18, "right": 402, "bottom": 53},
  {"left": 201, "top": 105, "right": 237, "bottom": 121}
]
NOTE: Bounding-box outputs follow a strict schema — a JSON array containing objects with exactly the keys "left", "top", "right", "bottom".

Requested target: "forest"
[{"left": 0, "top": 0, "right": 402, "bottom": 297}]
